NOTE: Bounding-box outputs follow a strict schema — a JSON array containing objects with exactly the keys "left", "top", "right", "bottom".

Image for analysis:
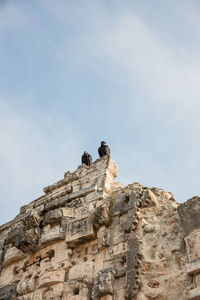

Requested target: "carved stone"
[{"left": 0, "top": 155, "right": 197, "bottom": 299}]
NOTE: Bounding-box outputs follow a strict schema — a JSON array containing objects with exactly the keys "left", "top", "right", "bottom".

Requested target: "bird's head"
[
  {"left": 84, "top": 151, "right": 88, "bottom": 155},
  {"left": 101, "top": 141, "right": 106, "bottom": 145}
]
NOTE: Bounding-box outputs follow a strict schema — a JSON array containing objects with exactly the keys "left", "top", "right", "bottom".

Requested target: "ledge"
[
  {"left": 188, "top": 287, "right": 200, "bottom": 300},
  {"left": 187, "top": 259, "right": 200, "bottom": 275}
]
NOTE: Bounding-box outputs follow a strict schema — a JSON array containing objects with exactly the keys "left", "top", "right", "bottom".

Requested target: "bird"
[
  {"left": 81, "top": 151, "right": 92, "bottom": 166},
  {"left": 98, "top": 141, "right": 110, "bottom": 158}
]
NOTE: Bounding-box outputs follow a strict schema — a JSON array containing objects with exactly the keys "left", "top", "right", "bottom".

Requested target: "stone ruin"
[{"left": 0, "top": 155, "right": 199, "bottom": 299}]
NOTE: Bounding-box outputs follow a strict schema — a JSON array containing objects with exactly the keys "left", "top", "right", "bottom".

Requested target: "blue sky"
[{"left": 0, "top": 0, "right": 200, "bottom": 224}]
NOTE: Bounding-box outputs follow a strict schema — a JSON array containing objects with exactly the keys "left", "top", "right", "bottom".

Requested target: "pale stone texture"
[{"left": 0, "top": 155, "right": 197, "bottom": 299}]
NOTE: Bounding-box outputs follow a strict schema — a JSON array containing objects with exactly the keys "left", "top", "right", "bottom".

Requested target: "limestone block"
[
  {"left": 0, "top": 283, "right": 17, "bottom": 300},
  {"left": 178, "top": 196, "right": 200, "bottom": 235},
  {"left": 114, "top": 288, "right": 125, "bottom": 300},
  {"left": 91, "top": 268, "right": 115, "bottom": 299},
  {"left": 125, "top": 238, "right": 140, "bottom": 298},
  {"left": 195, "top": 273, "right": 200, "bottom": 289},
  {"left": 38, "top": 269, "right": 65, "bottom": 288},
  {"left": 50, "top": 240, "right": 72, "bottom": 266},
  {"left": 113, "top": 277, "right": 126, "bottom": 299},
  {"left": 126, "top": 269, "right": 140, "bottom": 299},
  {"left": 112, "top": 192, "right": 141, "bottom": 215},
  {"left": 17, "top": 293, "right": 34, "bottom": 300},
  {"left": 43, "top": 175, "right": 74, "bottom": 194},
  {"left": 44, "top": 195, "right": 69, "bottom": 211},
  {"left": 17, "top": 277, "right": 35, "bottom": 295},
  {"left": 85, "top": 190, "right": 103, "bottom": 202},
  {"left": 6, "top": 224, "right": 24, "bottom": 245},
  {"left": 69, "top": 260, "right": 94, "bottom": 281},
  {"left": 187, "top": 259, "right": 200, "bottom": 274},
  {"left": 75, "top": 202, "right": 94, "bottom": 220},
  {"left": 64, "top": 171, "right": 79, "bottom": 182},
  {"left": 141, "top": 189, "right": 158, "bottom": 207},
  {"left": 43, "top": 208, "right": 63, "bottom": 226},
  {"left": 100, "top": 296, "right": 112, "bottom": 300},
  {"left": 185, "top": 230, "right": 200, "bottom": 262},
  {"left": 188, "top": 287, "right": 200, "bottom": 300},
  {"left": 23, "top": 213, "right": 41, "bottom": 229},
  {"left": 6, "top": 224, "right": 41, "bottom": 252},
  {"left": 34, "top": 283, "right": 64, "bottom": 300},
  {"left": 103, "top": 242, "right": 128, "bottom": 263},
  {"left": 97, "top": 227, "right": 112, "bottom": 248},
  {"left": 107, "top": 157, "right": 118, "bottom": 178},
  {"left": 17, "top": 227, "right": 41, "bottom": 252},
  {"left": 114, "top": 252, "right": 127, "bottom": 278},
  {"left": 68, "top": 185, "right": 97, "bottom": 201},
  {"left": 62, "top": 207, "right": 75, "bottom": 218},
  {"left": 40, "top": 225, "right": 65, "bottom": 245},
  {"left": 63, "top": 282, "right": 89, "bottom": 300},
  {"left": 63, "top": 295, "right": 88, "bottom": 300},
  {"left": 33, "top": 204, "right": 44, "bottom": 214},
  {"left": 135, "top": 292, "right": 148, "bottom": 300},
  {"left": 3, "top": 246, "right": 25, "bottom": 267},
  {"left": 91, "top": 204, "right": 109, "bottom": 229},
  {"left": 93, "top": 253, "right": 104, "bottom": 275},
  {"left": 52, "top": 185, "right": 72, "bottom": 199},
  {"left": 65, "top": 197, "right": 84, "bottom": 209},
  {"left": 66, "top": 217, "right": 95, "bottom": 246}
]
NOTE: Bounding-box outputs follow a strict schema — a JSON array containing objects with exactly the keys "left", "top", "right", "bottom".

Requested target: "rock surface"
[{"left": 0, "top": 155, "right": 198, "bottom": 299}]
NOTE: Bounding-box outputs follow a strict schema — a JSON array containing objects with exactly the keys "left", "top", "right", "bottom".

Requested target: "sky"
[{"left": 0, "top": 0, "right": 200, "bottom": 225}]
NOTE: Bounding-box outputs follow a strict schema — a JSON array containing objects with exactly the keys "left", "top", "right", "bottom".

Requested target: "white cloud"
[
  {"left": 0, "top": 1, "right": 200, "bottom": 224},
  {"left": 0, "top": 98, "right": 84, "bottom": 224}
]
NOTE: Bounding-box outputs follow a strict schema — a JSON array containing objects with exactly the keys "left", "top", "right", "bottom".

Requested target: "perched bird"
[
  {"left": 81, "top": 151, "right": 92, "bottom": 166},
  {"left": 98, "top": 141, "right": 110, "bottom": 158}
]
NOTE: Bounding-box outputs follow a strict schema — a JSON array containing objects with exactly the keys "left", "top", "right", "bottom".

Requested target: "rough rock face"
[{"left": 0, "top": 156, "right": 198, "bottom": 299}]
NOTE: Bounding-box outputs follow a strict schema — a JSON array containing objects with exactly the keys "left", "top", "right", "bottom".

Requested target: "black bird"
[
  {"left": 81, "top": 151, "right": 92, "bottom": 166},
  {"left": 98, "top": 141, "right": 110, "bottom": 158}
]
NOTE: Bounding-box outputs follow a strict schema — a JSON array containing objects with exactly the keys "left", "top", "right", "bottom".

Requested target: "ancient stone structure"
[{"left": 0, "top": 155, "right": 199, "bottom": 299}]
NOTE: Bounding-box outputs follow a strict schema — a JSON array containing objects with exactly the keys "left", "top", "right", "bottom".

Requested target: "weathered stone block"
[
  {"left": 68, "top": 261, "right": 94, "bottom": 281},
  {"left": 3, "top": 247, "right": 25, "bottom": 267},
  {"left": 178, "top": 197, "right": 200, "bottom": 235},
  {"left": 38, "top": 270, "right": 65, "bottom": 288},
  {"left": 188, "top": 287, "right": 200, "bottom": 300},
  {"left": 187, "top": 259, "right": 200, "bottom": 275},
  {"left": 17, "top": 277, "right": 35, "bottom": 295},
  {"left": 66, "top": 218, "right": 95, "bottom": 246},
  {"left": 6, "top": 225, "right": 41, "bottom": 252},
  {"left": 91, "top": 268, "right": 114, "bottom": 299},
  {"left": 100, "top": 295, "right": 113, "bottom": 300},
  {"left": 23, "top": 213, "right": 41, "bottom": 229},
  {"left": 34, "top": 282, "right": 64, "bottom": 300},
  {"left": 40, "top": 225, "right": 65, "bottom": 245},
  {"left": 43, "top": 208, "right": 63, "bottom": 226},
  {"left": 17, "top": 292, "right": 34, "bottom": 300},
  {"left": 126, "top": 269, "right": 139, "bottom": 299},
  {"left": 140, "top": 189, "right": 158, "bottom": 207},
  {"left": 6, "top": 224, "right": 24, "bottom": 246},
  {"left": 97, "top": 227, "right": 112, "bottom": 249},
  {"left": 44, "top": 195, "right": 69, "bottom": 211},
  {"left": 185, "top": 230, "right": 200, "bottom": 262},
  {"left": 0, "top": 283, "right": 17, "bottom": 300},
  {"left": 91, "top": 204, "right": 109, "bottom": 229},
  {"left": 115, "top": 252, "right": 127, "bottom": 278}
]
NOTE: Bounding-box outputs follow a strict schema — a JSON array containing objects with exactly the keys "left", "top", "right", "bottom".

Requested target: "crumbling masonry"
[{"left": 0, "top": 156, "right": 199, "bottom": 299}]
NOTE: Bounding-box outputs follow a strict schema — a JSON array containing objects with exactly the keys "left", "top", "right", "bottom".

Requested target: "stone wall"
[{"left": 0, "top": 155, "right": 198, "bottom": 299}]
